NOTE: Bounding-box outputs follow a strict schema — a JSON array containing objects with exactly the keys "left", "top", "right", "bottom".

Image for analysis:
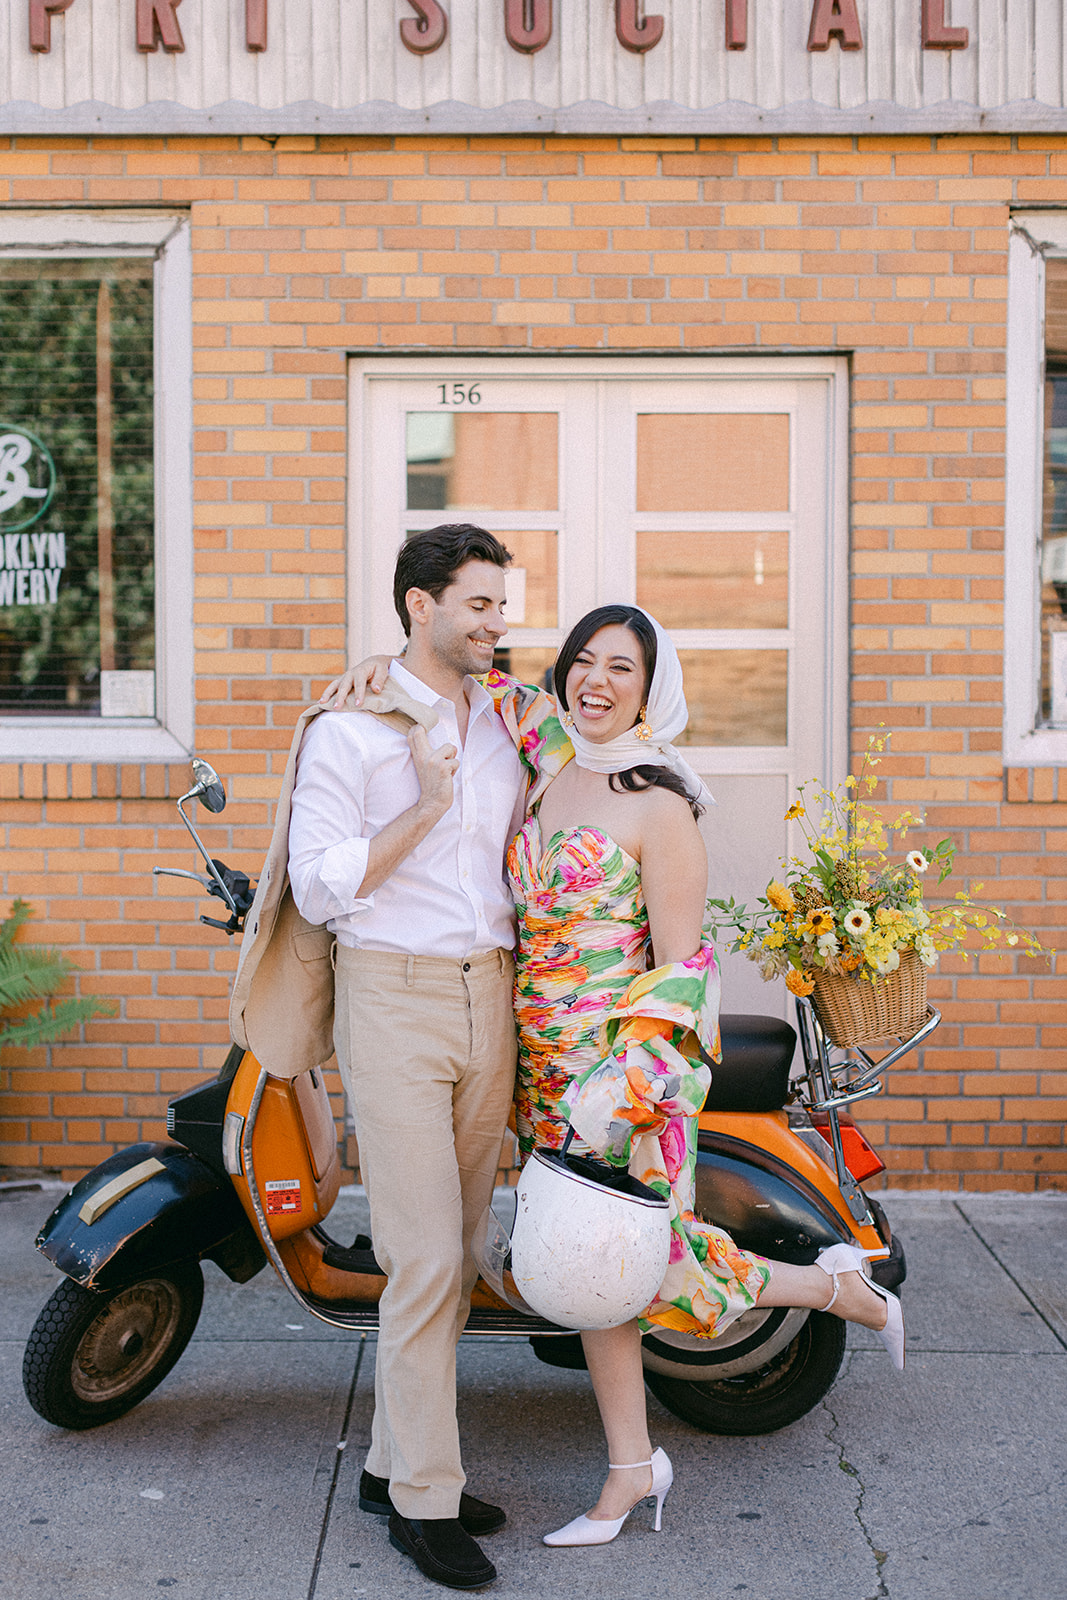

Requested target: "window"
[
  {"left": 1005, "top": 213, "right": 1067, "bottom": 764},
  {"left": 0, "top": 212, "right": 191, "bottom": 761}
]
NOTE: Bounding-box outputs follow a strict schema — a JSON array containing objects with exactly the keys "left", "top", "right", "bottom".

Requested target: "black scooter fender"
[
  {"left": 695, "top": 1129, "right": 906, "bottom": 1291},
  {"left": 35, "top": 1141, "right": 265, "bottom": 1293}
]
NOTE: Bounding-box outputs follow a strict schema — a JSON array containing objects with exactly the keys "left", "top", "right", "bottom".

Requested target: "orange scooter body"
[
  {"left": 224, "top": 1051, "right": 516, "bottom": 1309},
  {"left": 696, "top": 1107, "right": 887, "bottom": 1257},
  {"left": 226, "top": 1052, "right": 341, "bottom": 1242}
]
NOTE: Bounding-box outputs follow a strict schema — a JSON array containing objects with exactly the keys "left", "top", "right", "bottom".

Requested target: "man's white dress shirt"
[{"left": 287, "top": 661, "right": 524, "bottom": 958}]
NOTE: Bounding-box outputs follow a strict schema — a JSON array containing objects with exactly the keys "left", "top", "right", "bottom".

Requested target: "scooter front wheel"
[
  {"left": 22, "top": 1264, "right": 204, "bottom": 1430},
  {"left": 643, "top": 1309, "right": 846, "bottom": 1436}
]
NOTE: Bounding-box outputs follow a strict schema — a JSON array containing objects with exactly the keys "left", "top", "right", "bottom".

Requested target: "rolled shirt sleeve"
[{"left": 287, "top": 715, "right": 376, "bottom": 925}]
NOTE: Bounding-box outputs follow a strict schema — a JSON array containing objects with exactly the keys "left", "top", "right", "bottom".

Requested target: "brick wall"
[{"left": 0, "top": 131, "right": 1064, "bottom": 1189}]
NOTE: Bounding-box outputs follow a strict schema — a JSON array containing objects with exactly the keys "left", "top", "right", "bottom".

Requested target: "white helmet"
[{"left": 475, "top": 1141, "right": 671, "bottom": 1331}]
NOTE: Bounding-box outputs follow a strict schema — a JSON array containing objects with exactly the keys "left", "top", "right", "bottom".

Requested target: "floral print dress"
[{"left": 507, "top": 812, "right": 770, "bottom": 1341}]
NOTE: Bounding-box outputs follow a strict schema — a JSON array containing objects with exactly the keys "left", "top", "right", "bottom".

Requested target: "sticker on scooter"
[{"left": 265, "top": 1178, "right": 302, "bottom": 1214}]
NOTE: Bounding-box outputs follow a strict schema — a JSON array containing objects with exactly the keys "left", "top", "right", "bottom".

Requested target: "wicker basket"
[{"left": 811, "top": 948, "right": 928, "bottom": 1047}]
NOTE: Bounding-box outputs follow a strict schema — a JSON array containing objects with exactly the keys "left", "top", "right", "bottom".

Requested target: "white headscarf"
[{"left": 561, "top": 608, "right": 714, "bottom": 806}]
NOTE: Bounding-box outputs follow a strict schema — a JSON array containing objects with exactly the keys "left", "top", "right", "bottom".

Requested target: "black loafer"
[
  {"left": 388, "top": 1512, "right": 496, "bottom": 1590},
  {"left": 359, "top": 1470, "right": 506, "bottom": 1535}
]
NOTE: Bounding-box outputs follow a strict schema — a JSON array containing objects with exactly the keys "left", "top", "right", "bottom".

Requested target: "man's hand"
[
  {"left": 355, "top": 727, "right": 458, "bottom": 899},
  {"left": 319, "top": 654, "right": 392, "bottom": 709},
  {"left": 409, "top": 725, "right": 457, "bottom": 821}
]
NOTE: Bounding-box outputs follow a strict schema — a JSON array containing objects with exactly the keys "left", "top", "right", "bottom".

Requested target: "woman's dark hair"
[
  {"left": 553, "top": 604, "right": 704, "bottom": 820},
  {"left": 394, "top": 524, "right": 513, "bottom": 636}
]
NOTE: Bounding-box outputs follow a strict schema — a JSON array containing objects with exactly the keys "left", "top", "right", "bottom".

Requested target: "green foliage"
[{"left": 0, "top": 900, "right": 115, "bottom": 1052}]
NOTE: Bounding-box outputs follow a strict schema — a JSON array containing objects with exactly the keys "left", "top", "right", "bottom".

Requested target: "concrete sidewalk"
[{"left": 2, "top": 1184, "right": 1064, "bottom": 1600}]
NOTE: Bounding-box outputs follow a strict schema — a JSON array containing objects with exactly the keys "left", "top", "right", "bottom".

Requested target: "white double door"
[{"left": 349, "top": 355, "right": 848, "bottom": 1014}]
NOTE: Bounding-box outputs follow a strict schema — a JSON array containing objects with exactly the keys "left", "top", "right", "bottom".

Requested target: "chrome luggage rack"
[{"left": 792, "top": 996, "right": 941, "bottom": 1221}]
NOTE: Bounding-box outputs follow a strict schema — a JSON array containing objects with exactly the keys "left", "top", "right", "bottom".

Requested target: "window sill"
[{"left": 0, "top": 722, "right": 190, "bottom": 764}]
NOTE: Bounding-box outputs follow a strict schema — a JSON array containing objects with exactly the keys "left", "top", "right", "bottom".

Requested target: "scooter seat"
[{"left": 702, "top": 1014, "right": 796, "bottom": 1113}]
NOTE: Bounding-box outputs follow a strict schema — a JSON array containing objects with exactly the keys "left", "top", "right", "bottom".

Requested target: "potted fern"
[{"left": 0, "top": 900, "right": 114, "bottom": 1053}]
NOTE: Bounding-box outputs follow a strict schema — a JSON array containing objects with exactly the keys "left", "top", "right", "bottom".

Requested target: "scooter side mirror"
[{"left": 189, "top": 758, "right": 227, "bottom": 814}]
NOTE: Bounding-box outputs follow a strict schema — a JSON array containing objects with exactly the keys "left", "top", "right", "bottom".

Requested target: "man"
[{"left": 287, "top": 524, "right": 524, "bottom": 1592}]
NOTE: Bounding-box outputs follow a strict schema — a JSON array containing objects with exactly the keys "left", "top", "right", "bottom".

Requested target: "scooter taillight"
[{"left": 809, "top": 1111, "right": 886, "bottom": 1182}]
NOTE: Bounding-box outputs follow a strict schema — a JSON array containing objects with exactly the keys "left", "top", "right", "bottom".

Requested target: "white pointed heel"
[
  {"left": 542, "top": 1447, "right": 674, "bottom": 1547},
  {"left": 815, "top": 1243, "right": 905, "bottom": 1372}
]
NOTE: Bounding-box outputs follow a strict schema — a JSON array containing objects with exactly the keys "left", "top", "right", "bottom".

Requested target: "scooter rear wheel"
[
  {"left": 22, "top": 1264, "right": 204, "bottom": 1430},
  {"left": 643, "top": 1309, "right": 846, "bottom": 1436}
]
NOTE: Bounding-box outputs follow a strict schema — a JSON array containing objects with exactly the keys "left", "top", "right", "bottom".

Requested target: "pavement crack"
[
  {"left": 953, "top": 1201, "right": 1067, "bottom": 1352},
  {"left": 306, "top": 1333, "right": 366, "bottom": 1600},
  {"left": 822, "top": 1387, "right": 890, "bottom": 1600}
]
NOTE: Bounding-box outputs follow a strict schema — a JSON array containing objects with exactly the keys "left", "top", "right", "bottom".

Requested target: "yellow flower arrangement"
[{"left": 708, "top": 735, "right": 1045, "bottom": 990}]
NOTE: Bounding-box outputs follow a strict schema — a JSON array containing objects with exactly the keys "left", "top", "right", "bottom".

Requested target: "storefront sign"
[
  {"left": 4, "top": 0, "right": 1064, "bottom": 136},
  {"left": 0, "top": 429, "right": 64, "bottom": 608},
  {"left": 27, "top": 0, "right": 970, "bottom": 57},
  {"left": 0, "top": 531, "right": 66, "bottom": 607},
  {"left": 0, "top": 429, "right": 55, "bottom": 532}
]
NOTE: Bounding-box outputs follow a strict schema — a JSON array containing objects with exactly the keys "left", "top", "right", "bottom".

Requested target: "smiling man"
[{"left": 287, "top": 525, "right": 524, "bottom": 1591}]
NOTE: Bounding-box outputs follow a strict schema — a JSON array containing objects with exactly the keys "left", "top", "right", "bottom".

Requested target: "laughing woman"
[{"left": 496, "top": 605, "right": 904, "bottom": 1547}]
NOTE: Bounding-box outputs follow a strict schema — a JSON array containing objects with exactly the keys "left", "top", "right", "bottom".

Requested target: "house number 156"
[{"left": 437, "top": 383, "right": 482, "bottom": 405}]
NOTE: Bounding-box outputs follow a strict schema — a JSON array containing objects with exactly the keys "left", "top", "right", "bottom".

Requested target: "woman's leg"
[
  {"left": 578, "top": 1321, "right": 655, "bottom": 1520},
  {"left": 758, "top": 1259, "right": 889, "bottom": 1329}
]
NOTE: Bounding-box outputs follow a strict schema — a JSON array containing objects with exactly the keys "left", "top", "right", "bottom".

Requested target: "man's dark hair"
[{"left": 393, "top": 524, "right": 513, "bottom": 636}]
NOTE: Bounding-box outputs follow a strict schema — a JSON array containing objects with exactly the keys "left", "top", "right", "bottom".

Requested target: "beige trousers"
[{"left": 332, "top": 944, "right": 517, "bottom": 1521}]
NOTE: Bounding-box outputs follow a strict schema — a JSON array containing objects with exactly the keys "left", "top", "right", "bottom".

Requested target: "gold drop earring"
[{"left": 634, "top": 705, "right": 652, "bottom": 741}]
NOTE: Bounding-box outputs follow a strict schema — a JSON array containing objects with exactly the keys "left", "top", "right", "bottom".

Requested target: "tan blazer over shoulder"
[{"left": 228, "top": 680, "right": 437, "bottom": 1080}]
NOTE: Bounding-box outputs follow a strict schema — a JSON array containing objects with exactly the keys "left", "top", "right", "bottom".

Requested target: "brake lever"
[{"left": 200, "top": 911, "right": 247, "bottom": 936}]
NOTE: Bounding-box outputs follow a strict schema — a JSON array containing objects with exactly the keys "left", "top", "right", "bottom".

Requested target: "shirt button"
[{"left": 463, "top": 962, "right": 471, "bottom": 972}]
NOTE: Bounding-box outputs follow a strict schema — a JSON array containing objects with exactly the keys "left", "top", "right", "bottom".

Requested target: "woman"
[
  {"left": 497, "top": 605, "right": 903, "bottom": 1548},
  {"left": 326, "top": 605, "right": 904, "bottom": 1547}
]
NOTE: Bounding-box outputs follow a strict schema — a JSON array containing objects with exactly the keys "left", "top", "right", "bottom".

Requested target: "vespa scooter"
[{"left": 23, "top": 756, "right": 937, "bottom": 1438}]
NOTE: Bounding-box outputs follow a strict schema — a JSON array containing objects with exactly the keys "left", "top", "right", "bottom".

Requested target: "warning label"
[{"left": 265, "top": 1178, "right": 302, "bottom": 1215}]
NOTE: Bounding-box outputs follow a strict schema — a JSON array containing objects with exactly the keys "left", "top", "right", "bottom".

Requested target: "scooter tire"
[
  {"left": 22, "top": 1264, "right": 204, "bottom": 1431},
  {"left": 643, "top": 1309, "right": 847, "bottom": 1437}
]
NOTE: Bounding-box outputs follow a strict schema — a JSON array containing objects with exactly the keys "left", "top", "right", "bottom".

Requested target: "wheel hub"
[{"left": 71, "top": 1280, "right": 183, "bottom": 1401}]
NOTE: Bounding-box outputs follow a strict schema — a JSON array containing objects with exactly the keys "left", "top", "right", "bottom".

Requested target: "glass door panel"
[
  {"left": 636, "top": 529, "right": 789, "bottom": 629},
  {"left": 405, "top": 411, "right": 558, "bottom": 511},
  {"left": 499, "top": 529, "right": 558, "bottom": 629},
  {"left": 635, "top": 413, "right": 791, "bottom": 512},
  {"left": 675, "top": 649, "right": 789, "bottom": 748}
]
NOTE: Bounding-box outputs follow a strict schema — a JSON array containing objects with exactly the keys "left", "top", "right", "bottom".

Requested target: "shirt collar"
[{"left": 389, "top": 659, "right": 493, "bottom": 723}]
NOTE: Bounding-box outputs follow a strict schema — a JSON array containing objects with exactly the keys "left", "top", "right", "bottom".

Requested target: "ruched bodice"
[{"left": 507, "top": 817, "right": 650, "bottom": 1154}]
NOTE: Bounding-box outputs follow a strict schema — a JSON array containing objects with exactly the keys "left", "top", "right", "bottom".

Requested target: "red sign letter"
[
  {"left": 922, "top": 0, "right": 968, "bottom": 50},
  {"left": 400, "top": 0, "right": 447, "bottom": 53},
  {"left": 246, "top": 0, "right": 267, "bottom": 51},
  {"left": 29, "top": 0, "right": 75, "bottom": 53},
  {"left": 615, "top": 0, "right": 663, "bottom": 54},
  {"left": 725, "top": 0, "right": 746, "bottom": 50},
  {"left": 136, "top": 0, "right": 184, "bottom": 52},
  {"left": 505, "top": 0, "right": 552, "bottom": 54},
  {"left": 807, "top": 0, "right": 862, "bottom": 51}
]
